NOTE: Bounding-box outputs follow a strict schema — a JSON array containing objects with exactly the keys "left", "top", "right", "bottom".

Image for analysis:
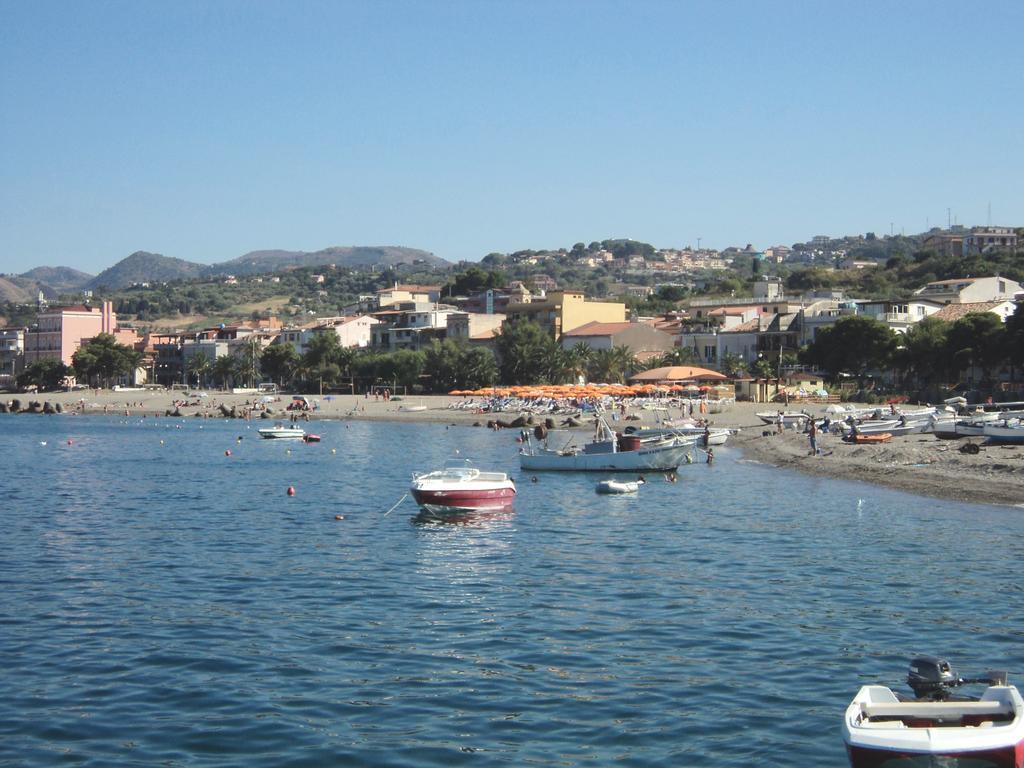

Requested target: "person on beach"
[
  {"left": 776, "top": 411, "right": 784, "bottom": 434},
  {"left": 808, "top": 420, "right": 818, "bottom": 455}
]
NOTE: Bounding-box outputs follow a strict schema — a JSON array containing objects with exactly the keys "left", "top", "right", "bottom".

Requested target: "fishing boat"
[
  {"left": 982, "top": 420, "right": 1024, "bottom": 445},
  {"left": 843, "top": 657, "right": 1024, "bottom": 767},
  {"left": 520, "top": 414, "right": 692, "bottom": 472},
  {"left": 595, "top": 478, "right": 645, "bottom": 494},
  {"left": 757, "top": 411, "right": 810, "bottom": 428},
  {"left": 257, "top": 423, "right": 307, "bottom": 439},
  {"left": 629, "top": 424, "right": 731, "bottom": 446},
  {"left": 410, "top": 459, "right": 516, "bottom": 513}
]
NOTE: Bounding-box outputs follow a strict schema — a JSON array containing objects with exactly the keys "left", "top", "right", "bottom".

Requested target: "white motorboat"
[
  {"left": 843, "top": 657, "right": 1024, "bottom": 767},
  {"left": 258, "top": 423, "right": 307, "bottom": 439},
  {"left": 520, "top": 415, "right": 692, "bottom": 472},
  {"left": 595, "top": 478, "right": 645, "bottom": 494},
  {"left": 410, "top": 459, "right": 516, "bottom": 513}
]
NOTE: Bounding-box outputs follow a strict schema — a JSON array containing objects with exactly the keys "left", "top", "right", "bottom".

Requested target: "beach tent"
[{"left": 628, "top": 366, "right": 728, "bottom": 383}]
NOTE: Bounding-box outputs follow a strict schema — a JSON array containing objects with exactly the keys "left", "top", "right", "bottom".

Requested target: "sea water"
[{"left": 1, "top": 415, "right": 1022, "bottom": 766}]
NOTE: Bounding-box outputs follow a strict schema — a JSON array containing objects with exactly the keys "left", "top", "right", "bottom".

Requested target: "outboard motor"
[
  {"left": 907, "top": 656, "right": 1009, "bottom": 701},
  {"left": 908, "top": 656, "right": 960, "bottom": 700}
]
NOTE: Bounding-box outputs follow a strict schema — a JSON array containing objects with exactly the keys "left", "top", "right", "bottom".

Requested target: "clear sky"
[{"left": 2, "top": 0, "right": 1022, "bottom": 275}]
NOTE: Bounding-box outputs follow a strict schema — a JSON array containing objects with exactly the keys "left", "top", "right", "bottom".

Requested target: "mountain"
[
  {"left": 0, "top": 276, "right": 45, "bottom": 303},
  {"left": 87, "top": 251, "right": 207, "bottom": 289},
  {"left": 214, "top": 246, "right": 448, "bottom": 276},
  {"left": 19, "top": 266, "right": 94, "bottom": 293},
  {"left": 83, "top": 245, "right": 448, "bottom": 289}
]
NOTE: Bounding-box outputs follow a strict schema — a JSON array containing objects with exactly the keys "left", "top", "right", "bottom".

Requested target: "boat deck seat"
[{"left": 862, "top": 700, "right": 1012, "bottom": 720}]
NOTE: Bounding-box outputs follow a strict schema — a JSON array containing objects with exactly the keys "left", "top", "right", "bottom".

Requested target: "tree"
[
  {"left": 260, "top": 343, "right": 299, "bottom": 387},
  {"left": 719, "top": 351, "right": 745, "bottom": 377},
  {"left": 455, "top": 347, "right": 498, "bottom": 390},
  {"left": 235, "top": 337, "right": 262, "bottom": 388},
  {"left": 212, "top": 355, "right": 237, "bottom": 390},
  {"left": 187, "top": 351, "right": 211, "bottom": 389},
  {"left": 802, "top": 316, "right": 897, "bottom": 385},
  {"left": 493, "top": 320, "right": 561, "bottom": 385},
  {"left": 563, "top": 342, "right": 593, "bottom": 384},
  {"left": 659, "top": 347, "right": 697, "bottom": 366},
  {"left": 587, "top": 345, "right": 634, "bottom": 384},
  {"left": 17, "top": 359, "right": 69, "bottom": 391},
  {"left": 945, "top": 313, "right": 1006, "bottom": 384},
  {"left": 1006, "top": 302, "right": 1024, "bottom": 380},
  {"left": 895, "top": 316, "right": 950, "bottom": 389},
  {"left": 71, "top": 333, "right": 143, "bottom": 388}
]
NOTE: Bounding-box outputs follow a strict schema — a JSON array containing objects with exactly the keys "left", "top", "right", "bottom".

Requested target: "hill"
[
  {"left": 215, "top": 245, "right": 448, "bottom": 276},
  {"left": 19, "top": 266, "right": 94, "bottom": 293},
  {"left": 88, "top": 251, "right": 207, "bottom": 289},
  {"left": 0, "top": 276, "right": 45, "bottom": 303}
]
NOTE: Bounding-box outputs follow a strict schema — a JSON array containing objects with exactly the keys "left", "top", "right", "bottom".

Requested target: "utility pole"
[{"left": 696, "top": 237, "right": 702, "bottom": 252}]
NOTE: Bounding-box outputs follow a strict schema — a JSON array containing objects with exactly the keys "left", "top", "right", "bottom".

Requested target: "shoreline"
[{"left": 6, "top": 390, "right": 1024, "bottom": 508}]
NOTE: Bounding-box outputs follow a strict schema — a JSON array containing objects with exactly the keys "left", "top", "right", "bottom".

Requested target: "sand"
[{"left": 9, "top": 390, "right": 1024, "bottom": 508}]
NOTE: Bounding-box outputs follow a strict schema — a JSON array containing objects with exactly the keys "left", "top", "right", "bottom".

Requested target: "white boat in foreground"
[
  {"left": 520, "top": 415, "right": 692, "bottom": 472},
  {"left": 410, "top": 459, "right": 516, "bottom": 513},
  {"left": 843, "top": 657, "right": 1024, "bottom": 768},
  {"left": 258, "top": 423, "right": 307, "bottom": 439}
]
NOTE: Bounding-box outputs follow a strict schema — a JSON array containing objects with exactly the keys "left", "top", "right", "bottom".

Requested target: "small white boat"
[
  {"left": 843, "top": 657, "right": 1024, "bottom": 767},
  {"left": 410, "top": 459, "right": 516, "bottom": 513},
  {"left": 258, "top": 423, "right": 307, "bottom": 439},
  {"left": 596, "top": 479, "right": 645, "bottom": 494}
]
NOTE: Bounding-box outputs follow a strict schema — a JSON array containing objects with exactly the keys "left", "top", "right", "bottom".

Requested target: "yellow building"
[{"left": 503, "top": 291, "right": 626, "bottom": 339}]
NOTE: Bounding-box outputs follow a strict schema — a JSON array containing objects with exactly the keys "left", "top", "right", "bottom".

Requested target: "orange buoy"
[{"left": 287, "top": 486, "right": 296, "bottom": 496}]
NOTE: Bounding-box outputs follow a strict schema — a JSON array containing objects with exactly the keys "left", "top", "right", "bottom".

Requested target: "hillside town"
[{"left": 1, "top": 224, "right": 1022, "bottom": 403}]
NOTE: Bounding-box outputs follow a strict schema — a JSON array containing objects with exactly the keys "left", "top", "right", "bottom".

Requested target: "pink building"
[{"left": 24, "top": 301, "right": 118, "bottom": 366}]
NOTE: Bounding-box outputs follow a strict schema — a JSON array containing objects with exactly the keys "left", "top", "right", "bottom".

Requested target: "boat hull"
[
  {"left": 410, "top": 486, "right": 517, "bottom": 512},
  {"left": 983, "top": 424, "right": 1024, "bottom": 444}
]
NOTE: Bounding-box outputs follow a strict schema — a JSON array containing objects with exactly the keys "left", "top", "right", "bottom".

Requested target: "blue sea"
[{"left": 1, "top": 415, "right": 1022, "bottom": 766}]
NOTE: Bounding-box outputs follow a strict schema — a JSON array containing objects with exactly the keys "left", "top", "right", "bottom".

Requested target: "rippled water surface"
[{"left": 1, "top": 415, "right": 1023, "bottom": 766}]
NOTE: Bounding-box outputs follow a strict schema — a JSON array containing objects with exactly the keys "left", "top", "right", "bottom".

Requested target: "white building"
[{"left": 913, "top": 276, "right": 1022, "bottom": 305}]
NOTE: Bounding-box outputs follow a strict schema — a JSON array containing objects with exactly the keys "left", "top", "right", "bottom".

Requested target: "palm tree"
[
  {"left": 563, "top": 342, "right": 593, "bottom": 384},
  {"left": 588, "top": 346, "right": 633, "bottom": 384},
  {"left": 660, "top": 347, "right": 697, "bottom": 366},
  {"left": 212, "top": 355, "right": 237, "bottom": 390},
  {"left": 187, "top": 351, "right": 211, "bottom": 389}
]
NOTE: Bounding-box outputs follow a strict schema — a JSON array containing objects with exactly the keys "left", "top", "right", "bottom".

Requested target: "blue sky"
[{"left": 2, "top": 0, "right": 1022, "bottom": 275}]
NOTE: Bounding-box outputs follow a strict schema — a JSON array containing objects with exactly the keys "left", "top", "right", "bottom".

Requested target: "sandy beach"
[{"left": 7, "top": 389, "right": 1024, "bottom": 508}]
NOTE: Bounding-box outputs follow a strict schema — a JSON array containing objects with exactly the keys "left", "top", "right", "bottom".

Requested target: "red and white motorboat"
[
  {"left": 410, "top": 460, "right": 516, "bottom": 514},
  {"left": 843, "top": 657, "right": 1024, "bottom": 767}
]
